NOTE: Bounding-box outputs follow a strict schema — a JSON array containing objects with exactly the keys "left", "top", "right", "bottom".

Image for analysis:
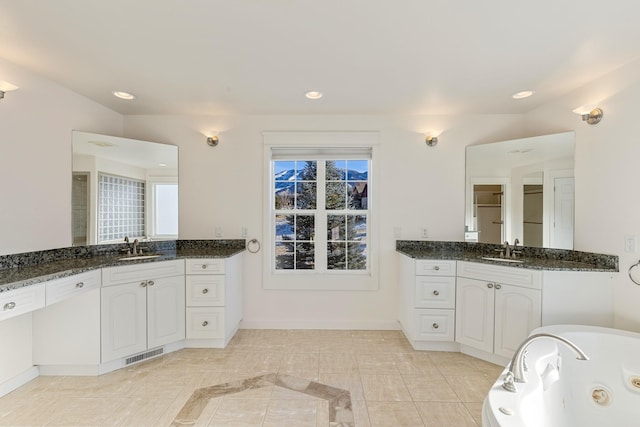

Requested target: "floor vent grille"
[{"left": 125, "top": 347, "right": 164, "bottom": 366}]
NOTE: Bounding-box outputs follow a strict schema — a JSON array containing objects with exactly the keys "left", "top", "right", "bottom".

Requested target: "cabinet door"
[
  {"left": 455, "top": 277, "right": 494, "bottom": 353},
  {"left": 494, "top": 284, "right": 541, "bottom": 359},
  {"left": 101, "top": 282, "right": 147, "bottom": 362},
  {"left": 147, "top": 275, "right": 185, "bottom": 348}
]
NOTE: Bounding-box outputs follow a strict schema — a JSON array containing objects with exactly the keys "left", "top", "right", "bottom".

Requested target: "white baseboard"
[
  {"left": 0, "top": 366, "right": 39, "bottom": 398},
  {"left": 239, "top": 319, "right": 400, "bottom": 330}
]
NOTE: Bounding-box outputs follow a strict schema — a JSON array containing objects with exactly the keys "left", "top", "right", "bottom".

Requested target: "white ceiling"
[{"left": 0, "top": 0, "right": 639, "bottom": 116}]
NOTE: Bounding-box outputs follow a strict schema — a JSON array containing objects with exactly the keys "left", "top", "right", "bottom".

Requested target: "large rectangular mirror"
[
  {"left": 465, "top": 131, "right": 574, "bottom": 249},
  {"left": 72, "top": 131, "right": 178, "bottom": 245}
]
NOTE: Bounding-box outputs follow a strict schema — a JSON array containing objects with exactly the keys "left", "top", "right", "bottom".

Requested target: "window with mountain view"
[{"left": 273, "top": 159, "right": 369, "bottom": 272}]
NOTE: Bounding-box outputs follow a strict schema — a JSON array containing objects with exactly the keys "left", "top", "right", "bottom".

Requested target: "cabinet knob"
[
  {"left": 432, "top": 323, "right": 439, "bottom": 329},
  {"left": 76, "top": 282, "right": 84, "bottom": 288},
  {"left": 202, "top": 321, "right": 209, "bottom": 327},
  {"left": 495, "top": 284, "right": 502, "bottom": 290},
  {"left": 140, "top": 281, "right": 147, "bottom": 287},
  {"left": 487, "top": 283, "right": 494, "bottom": 289},
  {"left": 3, "top": 302, "right": 16, "bottom": 310},
  {"left": 202, "top": 288, "right": 209, "bottom": 294},
  {"left": 434, "top": 266, "right": 440, "bottom": 271},
  {"left": 202, "top": 265, "right": 208, "bottom": 269},
  {"left": 147, "top": 280, "right": 155, "bottom": 286},
  {"left": 432, "top": 290, "right": 440, "bottom": 296}
]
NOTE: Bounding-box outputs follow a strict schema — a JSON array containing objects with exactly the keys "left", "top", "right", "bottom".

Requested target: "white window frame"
[
  {"left": 146, "top": 176, "right": 179, "bottom": 240},
  {"left": 263, "top": 132, "right": 379, "bottom": 291}
]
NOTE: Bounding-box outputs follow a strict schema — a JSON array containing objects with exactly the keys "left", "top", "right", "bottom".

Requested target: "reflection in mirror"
[
  {"left": 465, "top": 132, "right": 574, "bottom": 249},
  {"left": 72, "top": 131, "right": 178, "bottom": 245}
]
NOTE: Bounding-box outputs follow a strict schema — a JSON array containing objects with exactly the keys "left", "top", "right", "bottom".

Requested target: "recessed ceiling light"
[
  {"left": 113, "top": 91, "right": 136, "bottom": 100},
  {"left": 305, "top": 91, "right": 323, "bottom": 100},
  {"left": 512, "top": 90, "right": 534, "bottom": 99}
]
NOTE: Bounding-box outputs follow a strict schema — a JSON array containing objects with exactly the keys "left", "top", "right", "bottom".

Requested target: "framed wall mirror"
[
  {"left": 72, "top": 131, "right": 178, "bottom": 245},
  {"left": 465, "top": 131, "right": 574, "bottom": 249}
]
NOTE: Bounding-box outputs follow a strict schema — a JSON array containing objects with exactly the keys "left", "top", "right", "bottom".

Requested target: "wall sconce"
[
  {"left": 573, "top": 105, "right": 603, "bottom": 125},
  {"left": 206, "top": 135, "right": 219, "bottom": 146},
  {"left": 0, "top": 81, "right": 19, "bottom": 100},
  {"left": 425, "top": 136, "right": 438, "bottom": 147}
]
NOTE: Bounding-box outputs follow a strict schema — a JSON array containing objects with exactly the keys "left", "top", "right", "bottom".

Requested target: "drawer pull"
[
  {"left": 432, "top": 323, "right": 439, "bottom": 329},
  {"left": 432, "top": 290, "right": 440, "bottom": 296},
  {"left": 76, "top": 282, "right": 84, "bottom": 288},
  {"left": 487, "top": 283, "right": 494, "bottom": 289},
  {"left": 202, "top": 265, "right": 208, "bottom": 270},
  {"left": 495, "top": 284, "right": 502, "bottom": 290},
  {"left": 147, "top": 280, "right": 155, "bottom": 286},
  {"left": 3, "top": 302, "right": 16, "bottom": 310},
  {"left": 202, "top": 321, "right": 209, "bottom": 327},
  {"left": 140, "top": 281, "right": 148, "bottom": 287},
  {"left": 202, "top": 288, "right": 209, "bottom": 294},
  {"left": 434, "top": 266, "right": 440, "bottom": 271}
]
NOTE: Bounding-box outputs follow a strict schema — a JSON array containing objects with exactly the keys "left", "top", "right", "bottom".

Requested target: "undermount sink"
[
  {"left": 118, "top": 254, "right": 162, "bottom": 261},
  {"left": 480, "top": 256, "right": 524, "bottom": 263}
]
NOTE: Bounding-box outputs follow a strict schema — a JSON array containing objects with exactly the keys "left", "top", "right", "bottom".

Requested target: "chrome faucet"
[
  {"left": 502, "top": 241, "right": 511, "bottom": 258},
  {"left": 511, "top": 238, "right": 521, "bottom": 258},
  {"left": 502, "top": 333, "right": 589, "bottom": 392},
  {"left": 132, "top": 238, "right": 139, "bottom": 256}
]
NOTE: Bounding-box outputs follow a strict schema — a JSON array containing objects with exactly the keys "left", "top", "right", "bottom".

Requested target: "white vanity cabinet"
[
  {"left": 185, "top": 254, "right": 243, "bottom": 348},
  {"left": 101, "top": 259, "right": 185, "bottom": 362},
  {"left": 0, "top": 283, "right": 45, "bottom": 322},
  {"left": 456, "top": 261, "right": 541, "bottom": 364},
  {"left": 398, "top": 255, "right": 458, "bottom": 351}
]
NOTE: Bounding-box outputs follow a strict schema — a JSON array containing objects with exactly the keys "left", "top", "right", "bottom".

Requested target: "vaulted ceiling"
[{"left": 0, "top": 0, "right": 638, "bottom": 116}]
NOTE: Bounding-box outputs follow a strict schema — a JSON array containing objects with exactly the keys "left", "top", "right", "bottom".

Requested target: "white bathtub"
[{"left": 482, "top": 325, "right": 640, "bottom": 427}]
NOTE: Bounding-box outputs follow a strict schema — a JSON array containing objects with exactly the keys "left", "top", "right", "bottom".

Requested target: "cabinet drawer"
[
  {"left": 0, "top": 283, "right": 45, "bottom": 321},
  {"left": 414, "top": 276, "right": 455, "bottom": 309},
  {"left": 186, "top": 307, "right": 224, "bottom": 339},
  {"left": 185, "top": 259, "right": 225, "bottom": 275},
  {"left": 102, "top": 260, "right": 185, "bottom": 287},
  {"left": 186, "top": 276, "right": 225, "bottom": 307},
  {"left": 415, "top": 260, "right": 456, "bottom": 276},
  {"left": 413, "top": 309, "right": 455, "bottom": 341},
  {"left": 457, "top": 261, "right": 541, "bottom": 290},
  {"left": 46, "top": 270, "right": 101, "bottom": 305}
]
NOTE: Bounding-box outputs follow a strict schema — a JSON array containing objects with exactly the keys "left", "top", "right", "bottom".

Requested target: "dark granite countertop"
[
  {"left": 396, "top": 240, "right": 618, "bottom": 272},
  {"left": 0, "top": 240, "right": 246, "bottom": 293}
]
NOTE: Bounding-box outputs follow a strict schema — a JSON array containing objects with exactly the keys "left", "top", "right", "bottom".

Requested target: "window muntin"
[{"left": 273, "top": 159, "right": 369, "bottom": 273}]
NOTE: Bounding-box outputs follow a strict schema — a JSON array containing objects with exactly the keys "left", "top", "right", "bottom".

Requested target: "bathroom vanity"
[
  {"left": 397, "top": 240, "right": 618, "bottom": 366},
  {"left": 0, "top": 240, "right": 245, "bottom": 395}
]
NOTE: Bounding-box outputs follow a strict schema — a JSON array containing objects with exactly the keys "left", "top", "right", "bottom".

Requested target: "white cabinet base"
[{"left": 459, "top": 344, "right": 510, "bottom": 367}]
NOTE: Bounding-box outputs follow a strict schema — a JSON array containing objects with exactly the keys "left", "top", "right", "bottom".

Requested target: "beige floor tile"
[
  {"left": 319, "top": 352, "right": 359, "bottom": 374},
  {"left": 357, "top": 353, "right": 399, "bottom": 375},
  {"left": 207, "top": 398, "right": 269, "bottom": 426},
  {"left": 262, "top": 399, "right": 318, "bottom": 427},
  {"left": 463, "top": 402, "right": 484, "bottom": 425},
  {"left": 319, "top": 373, "right": 365, "bottom": 401},
  {"left": 402, "top": 375, "right": 460, "bottom": 402},
  {"left": 366, "top": 401, "right": 425, "bottom": 427},
  {"left": 361, "top": 375, "right": 412, "bottom": 402},
  {"left": 444, "top": 375, "right": 494, "bottom": 403},
  {"left": 393, "top": 353, "right": 441, "bottom": 377},
  {"left": 352, "top": 399, "right": 372, "bottom": 427},
  {"left": 415, "top": 401, "right": 478, "bottom": 426},
  {"left": 0, "top": 330, "right": 502, "bottom": 427},
  {"left": 280, "top": 353, "right": 320, "bottom": 373}
]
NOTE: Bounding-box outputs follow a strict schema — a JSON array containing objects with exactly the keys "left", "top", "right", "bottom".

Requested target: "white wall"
[
  {"left": 124, "top": 114, "right": 524, "bottom": 329},
  {"left": 0, "top": 57, "right": 122, "bottom": 255},
  {"left": 524, "top": 57, "right": 640, "bottom": 331}
]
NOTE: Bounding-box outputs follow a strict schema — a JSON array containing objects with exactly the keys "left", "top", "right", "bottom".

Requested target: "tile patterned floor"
[{"left": 0, "top": 330, "right": 504, "bottom": 426}]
